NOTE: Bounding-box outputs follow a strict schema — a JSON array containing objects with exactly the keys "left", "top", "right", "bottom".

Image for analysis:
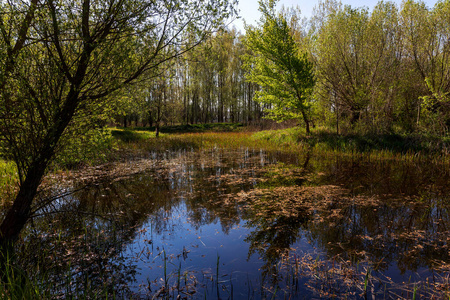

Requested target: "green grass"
[
  {"left": 121, "top": 122, "right": 244, "bottom": 134},
  {"left": 251, "top": 127, "right": 450, "bottom": 156},
  {"left": 111, "top": 128, "right": 159, "bottom": 143},
  {"left": 251, "top": 127, "right": 301, "bottom": 147},
  {"left": 108, "top": 126, "right": 450, "bottom": 169},
  {"left": 0, "top": 263, "right": 46, "bottom": 299},
  {"left": 112, "top": 130, "right": 263, "bottom": 153},
  {"left": 0, "top": 160, "right": 18, "bottom": 206}
]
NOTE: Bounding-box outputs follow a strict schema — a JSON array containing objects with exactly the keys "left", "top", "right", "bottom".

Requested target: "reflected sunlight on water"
[{"left": 15, "top": 148, "right": 450, "bottom": 299}]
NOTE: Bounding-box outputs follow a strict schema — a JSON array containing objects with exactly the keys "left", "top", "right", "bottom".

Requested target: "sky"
[{"left": 231, "top": 0, "right": 440, "bottom": 32}]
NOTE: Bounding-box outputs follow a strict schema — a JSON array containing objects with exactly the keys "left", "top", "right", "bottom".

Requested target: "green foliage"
[
  {"left": 420, "top": 77, "right": 450, "bottom": 135},
  {"left": 312, "top": 2, "right": 402, "bottom": 133},
  {"left": 131, "top": 122, "right": 244, "bottom": 133},
  {"left": 252, "top": 127, "right": 449, "bottom": 155},
  {"left": 111, "top": 129, "right": 158, "bottom": 143},
  {"left": 0, "top": 160, "right": 18, "bottom": 206},
  {"left": 243, "top": 0, "right": 315, "bottom": 132},
  {"left": 52, "top": 128, "right": 115, "bottom": 169},
  {"left": 106, "top": 0, "right": 450, "bottom": 139},
  {"left": 112, "top": 27, "right": 256, "bottom": 128},
  {"left": 0, "top": 160, "right": 17, "bottom": 186}
]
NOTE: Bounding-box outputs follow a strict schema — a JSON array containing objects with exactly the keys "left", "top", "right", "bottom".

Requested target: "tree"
[
  {"left": 0, "top": 0, "right": 236, "bottom": 247},
  {"left": 313, "top": 1, "right": 406, "bottom": 133},
  {"left": 400, "top": 0, "right": 450, "bottom": 134},
  {"left": 314, "top": 5, "right": 372, "bottom": 129},
  {"left": 243, "top": 0, "right": 315, "bottom": 133},
  {"left": 0, "top": 0, "right": 39, "bottom": 90}
]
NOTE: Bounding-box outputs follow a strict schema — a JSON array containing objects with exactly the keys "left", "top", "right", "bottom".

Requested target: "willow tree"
[
  {"left": 0, "top": 0, "right": 236, "bottom": 247},
  {"left": 243, "top": 0, "right": 315, "bottom": 133},
  {"left": 313, "top": 1, "right": 406, "bottom": 133}
]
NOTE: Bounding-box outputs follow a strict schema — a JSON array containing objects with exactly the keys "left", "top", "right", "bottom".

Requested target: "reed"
[
  {"left": 216, "top": 254, "right": 220, "bottom": 284},
  {"left": 363, "top": 267, "right": 371, "bottom": 296},
  {"left": 0, "top": 249, "right": 48, "bottom": 299},
  {"left": 251, "top": 127, "right": 450, "bottom": 160},
  {"left": 110, "top": 126, "right": 450, "bottom": 171}
]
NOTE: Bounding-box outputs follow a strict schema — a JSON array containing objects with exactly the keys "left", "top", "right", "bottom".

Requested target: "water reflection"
[
  {"left": 309, "top": 156, "right": 450, "bottom": 274},
  {"left": 12, "top": 148, "right": 450, "bottom": 298}
]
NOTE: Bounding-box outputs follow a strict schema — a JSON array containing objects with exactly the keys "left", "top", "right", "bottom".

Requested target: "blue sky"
[{"left": 231, "top": 0, "right": 440, "bottom": 32}]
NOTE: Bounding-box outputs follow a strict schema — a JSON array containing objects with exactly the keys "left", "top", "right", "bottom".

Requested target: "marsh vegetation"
[{"left": 1, "top": 129, "right": 450, "bottom": 299}]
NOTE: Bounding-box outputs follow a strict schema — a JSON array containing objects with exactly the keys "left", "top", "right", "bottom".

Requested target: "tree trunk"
[
  {"left": 351, "top": 110, "right": 361, "bottom": 125},
  {"left": 301, "top": 110, "right": 310, "bottom": 135},
  {"left": 156, "top": 99, "right": 161, "bottom": 137},
  {"left": 0, "top": 72, "right": 85, "bottom": 248},
  {"left": 0, "top": 163, "right": 46, "bottom": 246},
  {"left": 0, "top": 118, "right": 69, "bottom": 246}
]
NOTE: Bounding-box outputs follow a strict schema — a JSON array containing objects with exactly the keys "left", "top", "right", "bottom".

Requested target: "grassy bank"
[
  {"left": 120, "top": 122, "right": 244, "bottom": 134},
  {"left": 252, "top": 127, "right": 450, "bottom": 156},
  {"left": 113, "top": 124, "right": 450, "bottom": 155},
  {"left": 108, "top": 126, "right": 450, "bottom": 169},
  {"left": 2, "top": 124, "right": 448, "bottom": 177},
  {"left": 2, "top": 124, "right": 449, "bottom": 205},
  {"left": 112, "top": 129, "right": 256, "bottom": 151}
]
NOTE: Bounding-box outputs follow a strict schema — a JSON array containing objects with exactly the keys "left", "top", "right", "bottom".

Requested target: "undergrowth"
[
  {"left": 251, "top": 127, "right": 450, "bottom": 159},
  {"left": 52, "top": 127, "right": 116, "bottom": 169},
  {"left": 0, "top": 251, "right": 49, "bottom": 300},
  {"left": 124, "top": 122, "right": 244, "bottom": 134},
  {"left": 0, "top": 160, "right": 18, "bottom": 207}
]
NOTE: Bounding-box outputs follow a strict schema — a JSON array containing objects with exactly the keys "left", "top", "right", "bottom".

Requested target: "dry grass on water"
[
  {"left": 2, "top": 127, "right": 450, "bottom": 298},
  {"left": 90, "top": 126, "right": 450, "bottom": 171},
  {"left": 113, "top": 130, "right": 271, "bottom": 152},
  {"left": 236, "top": 179, "right": 450, "bottom": 299}
]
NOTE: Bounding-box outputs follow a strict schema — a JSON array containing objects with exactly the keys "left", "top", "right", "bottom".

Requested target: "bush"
[{"left": 53, "top": 127, "right": 115, "bottom": 169}]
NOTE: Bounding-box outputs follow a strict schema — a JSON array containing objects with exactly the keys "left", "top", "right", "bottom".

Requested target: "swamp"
[
  {"left": 2, "top": 0, "right": 450, "bottom": 298},
  {"left": 2, "top": 130, "right": 450, "bottom": 299}
]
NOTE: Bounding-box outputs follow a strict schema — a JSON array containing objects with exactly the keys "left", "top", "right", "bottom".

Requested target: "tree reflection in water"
[{"left": 8, "top": 148, "right": 450, "bottom": 298}]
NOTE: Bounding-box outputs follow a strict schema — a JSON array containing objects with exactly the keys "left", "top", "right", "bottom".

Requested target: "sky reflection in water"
[{"left": 24, "top": 148, "right": 450, "bottom": 298}]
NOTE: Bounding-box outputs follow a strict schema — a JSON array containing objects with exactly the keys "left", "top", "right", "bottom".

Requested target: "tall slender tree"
[{"left": 243, "top": 0, "right": 315, "bottom": 133}]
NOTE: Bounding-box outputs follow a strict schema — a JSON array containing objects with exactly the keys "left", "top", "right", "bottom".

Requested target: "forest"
[
  {"left": 117, "top": 0, "right": 450, "bottom": 137},
  {"left": 1, "top": 0, "right": 450, "bottom": 299}
]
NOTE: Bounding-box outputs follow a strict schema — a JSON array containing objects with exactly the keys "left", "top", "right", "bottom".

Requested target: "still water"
[{"left": 20, "top": 148, "right": 450, "bottom": 299}]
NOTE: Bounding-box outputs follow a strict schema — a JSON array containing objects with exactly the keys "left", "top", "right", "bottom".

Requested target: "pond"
[{"left": 16, "top": 148, "right": 450, "bottom": 299}]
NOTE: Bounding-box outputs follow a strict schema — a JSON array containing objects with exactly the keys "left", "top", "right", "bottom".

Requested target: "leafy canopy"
[{"left": 243, "top": 0, "right": 315, "bottom": 129}]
